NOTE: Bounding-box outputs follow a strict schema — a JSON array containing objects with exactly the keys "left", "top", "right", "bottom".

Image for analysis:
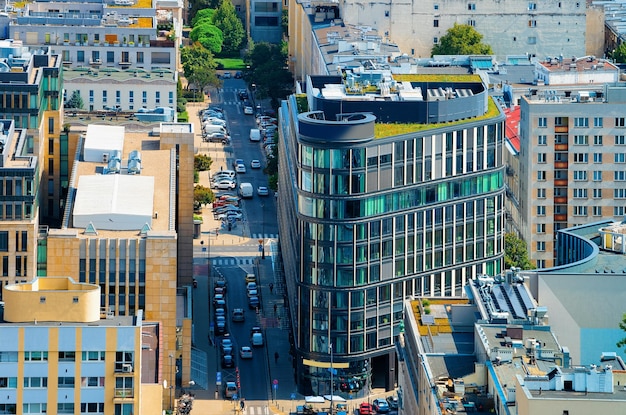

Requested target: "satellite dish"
[{"left": 163, "top": 380, "right": 168, "bottom": 389}]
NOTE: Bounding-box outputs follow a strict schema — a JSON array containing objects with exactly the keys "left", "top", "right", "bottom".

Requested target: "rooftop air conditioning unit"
[
  {"left": 102, "top": 153, "right": 109, "bottom": 163},
  {"left": 122, "top": 363, "right": 133, "bottom": 373}
]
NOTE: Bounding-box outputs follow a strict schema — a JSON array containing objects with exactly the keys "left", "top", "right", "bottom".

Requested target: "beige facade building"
[{"left": 43, "top": 123, "right": 194, "bottom": 405}]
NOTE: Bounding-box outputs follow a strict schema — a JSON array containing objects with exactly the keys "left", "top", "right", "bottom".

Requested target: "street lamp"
[
  {"left": 200, "top": 236, "right": 212, "bottom": 313},
  {"left": 329, "top": 343, "right": 334, "bottom": 415},
  {"left": 169, "top": 353, "right": 174, "bottom": 412},
  {"left": 261, "top": 203, "right": 265, "bottom": 259}
]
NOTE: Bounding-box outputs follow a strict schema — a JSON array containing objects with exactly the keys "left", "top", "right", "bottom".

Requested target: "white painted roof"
[
  {"left": 73, "top": 174, "right": 155, "bottom": 231},
  {"left": 83, "top": 125, "right": 125, "bottom": 162}
]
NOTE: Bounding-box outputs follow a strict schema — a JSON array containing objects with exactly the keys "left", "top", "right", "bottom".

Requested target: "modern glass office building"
[{"left": 277, "top": 71, "right": 506, "bottom": 394}]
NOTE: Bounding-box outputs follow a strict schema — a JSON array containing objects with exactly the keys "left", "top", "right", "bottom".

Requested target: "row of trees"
[{"left": 189, "top": 3, "right": 245, "bottom": 56}]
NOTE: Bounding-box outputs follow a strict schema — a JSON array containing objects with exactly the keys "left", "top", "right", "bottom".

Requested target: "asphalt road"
[{"left": 204, "top": 78, "right": 279, "bottom": 401}]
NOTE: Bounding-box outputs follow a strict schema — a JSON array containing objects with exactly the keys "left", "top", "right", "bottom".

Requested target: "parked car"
[
  {"left": 243, "top": 105, "right": 254, "bottom": 115},
  {"left": 211, "top": 180, "right": 236, "bottom": 190},
  {"left": 386, "top": 396, "right": 399, "bottom": 410},
  {"left": 214, "top": 278, "right": 227, "bottom": 292},
  {"left": 220, "top": 336, "right": 233, "bottom": 354},
  {"left": 215, "top": 316, "right": 227, "bottom": 334},
  {"left": 232, "top": 158, "right": 244, "bottom": 168},
  {"left": 246, "top": 282, "right": 257, "bottom": 292},
  {"left": 238, "top": 89, "right": 249, "bottom": 100},
  {"left": 245, "top": 273, "right": 257, "bottom": 283},
  {"left": 216, "top": 212, "right": 243, "bottom": 221},
  {"left": 222, "top": 71, "right": 232, "bottom": 79},
  {"left": 239, "top": 346, "right": 253, "bottom": 359},
  {"left": 247, "top": 289, "right": 258, "bottom": 298},
  {"left": 257, "top": 186, "right": 269, "bottom": 196},
  {"left": 214, "top": 307, "right": 226, "bottom": 320},
  {"left": 248, "top": 296, "right": 260, "bottom": 309},
  {"left": 203, "top": 132, "right": 230, "bottom": 144},
  {"left": 359, "top": 403, "right": 373, "bottom": 415},
  {"left": 372, "top": 399, "right": 390, "bottom": 414},
  {"left": 221, "top": 354, "right": 235, "bottom": 368},
  {"left": 250, "top": 159, "right": 261, "bottom": 169},
  {"left": 234, "top": 71, "right": 243, "bottom": 79}
]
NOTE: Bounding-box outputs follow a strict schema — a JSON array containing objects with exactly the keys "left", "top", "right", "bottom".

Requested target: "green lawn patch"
[{"left": 215, "top": 58, "right": 246, "bottom": 70}]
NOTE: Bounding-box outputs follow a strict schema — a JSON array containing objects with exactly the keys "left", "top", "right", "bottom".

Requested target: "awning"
[
  {"left": 324, "top": 395, "right": 346, "bottom": 402},
  {"left": 305, "top": 396, "right": 325, "bottom": 403}
]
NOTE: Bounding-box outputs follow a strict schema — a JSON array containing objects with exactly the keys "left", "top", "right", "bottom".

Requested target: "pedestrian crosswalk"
[
  {"left": 242, "top": 406, "right": 270, "bottom": 415},
  {"left": 251, "top": 233, "right": 278, "bottom": 240},
  {"left": 211, "top": 257, "right": 258, "bottom": 266}
]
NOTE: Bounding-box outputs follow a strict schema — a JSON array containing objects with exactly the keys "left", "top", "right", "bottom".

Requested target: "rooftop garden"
[
  {"left": 374, "top": 96, "right": 500, "bottom": 139},
  {"left": 411, "top": 298, "right": 469, "bottom": 336}
]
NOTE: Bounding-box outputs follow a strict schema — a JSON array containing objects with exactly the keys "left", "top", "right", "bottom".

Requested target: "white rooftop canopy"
[
  {"left": 83, "top": 124, "right": 125, "bottom": 162},
  {"left": 73, "top": 175, "right": 155, "bottom": 231}
]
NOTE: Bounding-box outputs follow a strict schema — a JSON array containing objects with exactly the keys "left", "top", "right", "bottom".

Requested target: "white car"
[
  {"left": 250, "top": 159, "right": 261, "bottom": 169},
  {"left": 211, "top": 180, "right": 236, "bottom": 190},
  {"left": 240, "top": 346, "right": 253, "bottom": 359},
  {"left": 244, "top": 105, "right": 254, "bottom": 115},
  {"left": 217, "top": 212, "right": 243, "bottom": 220},
  {"left": 236, "top": 164, "right": 246, "bottom": 174},
  {"left": 257, "top": 186, "right": 269, "bottom": 196}
]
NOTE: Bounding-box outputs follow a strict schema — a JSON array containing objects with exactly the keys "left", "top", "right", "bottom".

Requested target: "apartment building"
[
  {"left": 248, "top": 0, "right": 283, "bottom": 43},
  {"left": 0, "top": 277, "right": 164, "bottom": 415},
  {"left": 337, "top": 0, "right": 588, "bottom": 60},
  {"left": 514, "top": 83, "right": 626, "bottom": 268},
  {"left": 277, "top": 69, "right": 506, "bottom": 394},
  {"left": 42, "top": 123, "right": 195, "bottom": 404}
]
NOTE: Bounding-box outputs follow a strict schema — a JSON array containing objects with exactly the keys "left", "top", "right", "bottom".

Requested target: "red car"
[{"left": 359, "top": 402, "right": 373, "bottom": 415}]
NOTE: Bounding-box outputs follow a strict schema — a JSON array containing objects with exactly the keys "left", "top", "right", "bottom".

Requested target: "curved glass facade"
[{"left": 277, "top": 89, "right": 506, "bottom": 395}]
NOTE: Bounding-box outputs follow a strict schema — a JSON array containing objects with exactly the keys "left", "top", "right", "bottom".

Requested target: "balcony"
[
  {"left": 554, "top": 144, "right": 568, "bottom": 151},
  {"left": 554, "top": 214, "right": 567, "bottom": 222},
  {"left": 89, "top": 59, "right": 102, "bottom": 66},
  {"left": 554, "top": 196, "right": 567, "bottom": 204},
  {"left": 114, "top": 388, "right": 134, "bottom": 398},
  {"left": 555, "top": 126, "right": 568, "bottom": 133},
  {"left": 554, "top": 179, "right": 568, "bottom": 186},
  {"left": 554, "top": 161, "right": 568, "bottom": 169}
]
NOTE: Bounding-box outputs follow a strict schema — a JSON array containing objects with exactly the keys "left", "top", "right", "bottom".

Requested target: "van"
[
  {"left": 204, "top": 124, "right": 227, "bottom": 135},
  {"left": 212, "top": 170, "right": 236, "bottom": 180},
  {"left": 239, "top": 182, "right": 253, "bottom": 198},
  {"left": 249, "top": 128, "right": 261, "bottom": 142},
  {"left": 251, "top": 332, "right": 264, "bottom": 347},
  {"left": 224, "top": 381, "right": 238, "bottom": 399}
]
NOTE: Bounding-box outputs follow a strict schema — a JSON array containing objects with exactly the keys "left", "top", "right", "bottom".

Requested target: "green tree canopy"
[
  {"left": 191, "top": 8, "right": 215, "bottom": 27},
  {"left": 212, "top": 0, "right": 245, "bottom": 55},
  {"left": 617, "top": 313, "right": 626, "bottom": 351},
  {"left": 504, "top": 233, "right": 536, "bottom": 270},
  {"left": 194, "top": 185, "right": 214, "bottom": 209},
  {"left": 181, "top": 43, "right": 220, "bottom": 92},
  {"left": 244, "top": 42, "right": 293, "bottom": 107},
  {"left": 194, "top": 154, "right": 213, "bottom": 171},
  {"left": 611, "top": 43, "right": 626, "bottom": 63},
  {"left": 431, "top": 23, "right": 493, "bottom": 56},
  {"left": 188, "top": 0, "right": 220, "bottom": 24},
  {"left": 65, "top": 90, "right": 84, "bottom": 109},
  {"left": 189, "top": 22, "right": 223, "bottom": 54}
]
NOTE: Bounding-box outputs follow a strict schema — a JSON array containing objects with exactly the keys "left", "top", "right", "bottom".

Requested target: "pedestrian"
[
  {"left": 269, "top": 283, "right": 274, "bottom": 294},
  {"left": 240, "top": 400, "right": 245, "bottom": 410},
  {"left": 274, "top": 352, "right": 279, "bottom": 363},
  {"left": 274, "top": 303, "right": 278, "bottom": 314}
]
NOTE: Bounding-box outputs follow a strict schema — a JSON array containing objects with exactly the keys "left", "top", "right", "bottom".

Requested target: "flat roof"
[{"left": 0, "top": 314, "right": 134, "bottom": 327}]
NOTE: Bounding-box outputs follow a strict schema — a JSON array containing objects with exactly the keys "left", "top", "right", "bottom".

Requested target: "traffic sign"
[
  {"left": 290, "top": 393, "right": 296, "bottom": 400},
  {"left": 258, "top": 244, "right": 263, "bottom": 252},
  {"left": 216, "top": 371, "right": 222, "bottom": 386},
  {"left": 233, "top": 394, "right": 238, "bottom": 400},
  {"left": 273, "top": 379, "right": 279, "bottom": 385},
  {"left": 273, "top": 384, "right": 278, "bottom": 390}
]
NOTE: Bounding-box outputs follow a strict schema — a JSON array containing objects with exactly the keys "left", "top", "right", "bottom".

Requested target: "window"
[
  {"left": 537, "top": 188, "right": 546, "bottom": 198},
  {"left": 615, "top": 171, "right": 626, "bottom": 181},
  {"left": 116, "top": 90, "right": 121, "bottom": 105},
  {"left": 593, "top": 171, "right": 602, "bottom": 181},
  {"left": 129, "top": 91, "right": 134, "bottom": 103},
  {"left": 538, "top": 135, "right": 547, "bottom": 145},
  {"left": 434, "top": 3, "right": 439, "bottom": 9},
  {"left": 467, "top": 19, "right": 475, "bottom": 26},
  {"left": 58, "top": 351, "right": 75, "bottom": 361},
  {"left": 537, "top": 171, "right": 546, "bottom": 181},
  {"left": 0, "top": 232, "right": 7, "bottom": 252},
  {"left": 573, "top": 153, "right": 587, "bottom": 163},
  {"left": 115, "top": 404, "right": 133, "bottom": 415},
  {"left": 168, "top": 91, "right": 174, "bottom": 105},
  {"left": 536, "top": 224, "right": 546, "bottom": 233},
  {"left": 81, "top": 403, "right": 105, "bottom": 414},
  {"left": 102, "top": 90, "right": 107, "bottom": 103},
  {"left": 24, "top": 351, "right": 48, "bottom": 361},
  {"left": 616, "top": 153, "right": 626, "bottom": 163},
  {"left": 82, "top": 351, "right": 105, "bottom": 361},
  {"left": 528, "top": 36, "right": 537, "bottom": 44},
  {"left": 58, "top": 377, "right": 75, "bottom": 388},
  {"left": 0, "top": 352, "right": 17, "bottom": 362},
  {"left": 23, "top": 403, "right": 47, "bottom": 414},
  {"left": 433, "top": 19, "right": 439, "bottom": 27},
  {"left": 536, "top": 241, "right": 545, "bottom": 251},
  {"left": 615, "top": 206, "right": 625, "bottom": 216},
  {"left": 528, "top": 2, "right": 537, "bottom": 10},
  {"left": 155, "top": 91, "right": 160, "bottom": 104},
  {"left": 594, "top": 117, "right": 603, "bottom": 127},
  {"left": 115, "top": 351, "right": 134, "bottom": 372},
  {"left": 537, "top": 206, "right": 546, "bottom": 216},
  {"left": 468, "top": 3, "right": 476, "bottom": 10},
  {"left": 433, "top": 37, "right": 439, "bottom": 44},
  {"left": 537, "top": 153, "right": 546, "bottom": 163},
  {"left": 57, "top": 403, "right": 74, "bottom": 414},
  {"left": 573, "top": 135, "right": 588, "bottom": 145},
  {"left": 142, "top": 91, "right": 147, "bottom": 104},
  {"left": 573, "top": 206, "right": 587, "bottom": 216},
  {"left": 89, "top": 90, "right": 94, "bottom": 103},
  {"left": 573, "top": 188, "right": 587, "bottom": 199},
  {"left": 574, "top": 117, "right": 589, "bottom": 127},
  {"left": 593, "top": 153, "right": 602, "bottom": 163},
  {"left": 536, "top": 259, "right": 546, "bottom": 268},
  {"left": 80, "top": 377, "right": 105, "bottom": 387},
  {"left": 593, "top": 206, "right": 602, "bottom": 216},
  {"left": 23, "top": 377, "right": 47, "bottom": 388},
  {"left": 594, "top": 135, "right": 603, "bottom": 145},
  {"left": 616, "top": 135, "right": 626, "bottom": 145},
  {"left": 254, "top": 16, "right": 279, "bottom": 26},
  {"left": 77, "top": 50, "right": 84, "bottom": 62},
  {"left": 617, "top": 117, "right": 626, "bottom": 127},
  {"left": 48, "top": 159, "right": 54, "bottom": 175},
  {"left": 538, "top": 117, "right": 547, "bottom": 127},
  {"left": 573, "top": 171, "right": 587, "bottom": 181},
  {"left": 528, "top": 20, "right": 537, "bottom": 27},
  {"left": 0, "top": 377, "right": 17, "bottom": 388},
  {"left": 136, "top": 51, "right": 144, "bottom": 63},
  {"left": 615, "top": 189, "right": 626, "bottom": 199},
  {"left": 593, "top": 189, "right": 602, "bottom": 198}
]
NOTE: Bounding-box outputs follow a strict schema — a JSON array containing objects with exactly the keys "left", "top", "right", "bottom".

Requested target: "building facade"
[
  {"left": 516, "top": 83, "right": 626, "bottom": 268},
  {"left": 248, "top": 0, "right": 283, "bottom": 43},
  {"left": 277, "top": 70, "right": 506, "bottom": 394}
]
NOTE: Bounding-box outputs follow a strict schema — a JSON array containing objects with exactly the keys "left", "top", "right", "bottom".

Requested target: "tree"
[
  {"left": 65, "top": 90, "right": 84, "bottom": 109},
  {"left": 617, "top": 313, "right": 626, "bottom": 351},
  {"left": 194, "top": 154, "right": 213, "bottom": 171},
  {"left": 244, "top": 42, "right": 293, "bottom": 107},
  {"left": 188, "top": 0, "right": 220, "bottom": 24},
  {"left": 611, "top": 43, "right": 626, "bottom": 63},
  {"left": 191, "top": 8, "right": 215, "bottom": 27},
  {"left": 194, "top": 185, "right": 214, "bottom": 209},
  {"left": 431, "top": 23, "right": 493, "bottom": 56},
  {"left": 181, "top": 43, "right": 221, "bottom": 92},
  {"left": 504, "top": 233, "right": 535, "bottom": 270},
  {"left": 190, "top": 22, "right": 223, "bottom": 54},
  {"left": 212, "top": 0, "right": 245, "bottom": 56}
]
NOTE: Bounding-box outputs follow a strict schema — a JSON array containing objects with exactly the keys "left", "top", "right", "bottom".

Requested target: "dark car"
[
  {"left": 214, "top": 278, "right": 227, "bottom": 292},
  {"left": 248, "top": 296, "right": 260, "bottom": 309},
  {"left": 372, "top": 399, "right": 390, "bottom": 414},
  {"left": 216, "top": 316, "right": 227, "bottom": 334},
  {"left": 234, "top": 71, "right": 243, "bottom": 79},
  {"left": 221, "top": 354, "right": 235, "bottom": 368},
  {"left": 386, "top": 395, "right": 399, "bottom": 409}
]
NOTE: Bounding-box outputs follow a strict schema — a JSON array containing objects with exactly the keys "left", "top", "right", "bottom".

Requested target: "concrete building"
[
  {"left": 0, "top": 276, "right": 164, "bottom": 415},
  {"left": 277, "top": 68, "right": 506, "bottom": 394},
  {"left": 248, "top": 0, "right": 283, "bottom": 43},
  {"left": 512, "top": 82, "right": 626, "bottom": 268},
  {"left": 42, "top": 123, "right": 195, "bottom": 404},
  {"left": 0, "top": 121, "right": 41, "bottom": 292}
]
